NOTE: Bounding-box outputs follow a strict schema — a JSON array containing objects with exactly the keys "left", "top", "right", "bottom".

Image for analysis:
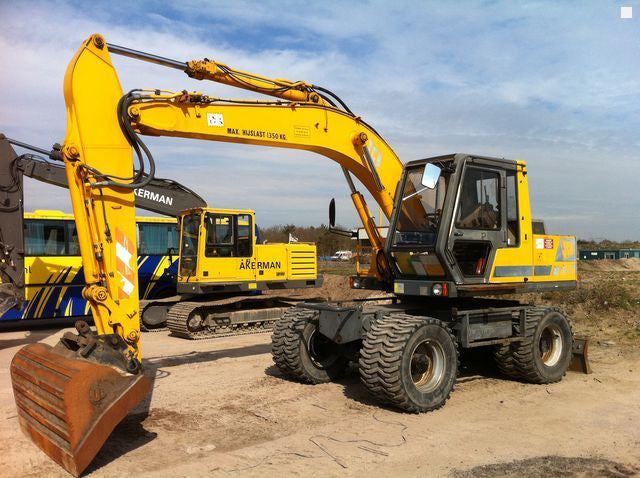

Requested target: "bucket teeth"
[{"left": 10, "top": 342, "right": 151, "bottom": 477}]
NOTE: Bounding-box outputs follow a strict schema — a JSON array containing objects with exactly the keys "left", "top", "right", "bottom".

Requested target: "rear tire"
[
  {"left": 271, "top": 308, "right": 348, "bottom": 384},
  {"left": 493, "top": 343, "right": 521, "bottom": 379},
  {"left": 359, "top": 314, "right": 458, "bottom": 413},
  {"left": 512, "top": 308, "right": 573, "bottom": 383}
]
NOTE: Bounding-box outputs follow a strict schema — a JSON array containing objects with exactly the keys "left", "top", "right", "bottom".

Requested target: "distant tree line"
[
  {"left": 578, "top": 239, "right": 640, "bottom": 250},
  {"left": 258, "top": 224, "right": 355, "bottom": 257},
  {"left": 258, "top": 228, "right": 640, "bottom": 257}
]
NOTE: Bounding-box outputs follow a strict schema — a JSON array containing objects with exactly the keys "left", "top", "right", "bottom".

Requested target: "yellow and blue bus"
[{"left": 1, "top": 210, "right": 178, "bottom": 323}]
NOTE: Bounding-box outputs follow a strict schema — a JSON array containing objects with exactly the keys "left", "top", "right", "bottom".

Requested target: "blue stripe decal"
[{"left": 1, "top": 255, "right": 177, "bottom": 322}]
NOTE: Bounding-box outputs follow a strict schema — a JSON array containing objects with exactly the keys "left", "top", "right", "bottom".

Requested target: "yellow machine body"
[
  {"left": 489, "top": 163, "right": 577, "bottom": 285},
  {"left": 177, "top": 207, "right": 317, "bottom": 294}
]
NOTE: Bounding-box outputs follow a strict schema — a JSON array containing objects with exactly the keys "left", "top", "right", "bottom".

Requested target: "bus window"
[
  {"left": 24, "top": 220, "right": 67, "bottom": 256},
  {"left": 67, "top": 222, "right": 80, "bottom": 255},
  {"left": 138, "top": 222, "right": 179, "bottom": 255}
]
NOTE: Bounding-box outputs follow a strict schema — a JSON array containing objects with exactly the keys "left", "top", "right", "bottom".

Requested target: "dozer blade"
[
  {"left": 10, "top": 342, "right": 151, "bottom": 476},
  {"left": 569, "top": 336, "right": 592, "bottom": 374}
]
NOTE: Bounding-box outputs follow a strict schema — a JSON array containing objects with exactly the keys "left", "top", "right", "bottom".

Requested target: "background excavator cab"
[{"left": 177, "top": 207, "right": 318, "bottom": 295}]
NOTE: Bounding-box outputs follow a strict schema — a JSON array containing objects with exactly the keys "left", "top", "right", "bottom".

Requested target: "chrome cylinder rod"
[
  {"left": 107, "top": 43, "right": 187, "bottom": 70},
  {"left": 5, "top": 137, "right": 52, "bottom": 156}
]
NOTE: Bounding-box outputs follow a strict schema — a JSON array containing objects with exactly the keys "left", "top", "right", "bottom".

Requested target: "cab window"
[
  {"left": 67, "top": 222, "right": 80, "bottom": 255},
  {"left": 506, "top": 170, "right": 519, "bottom": 246},
  {"left": 237, "top": 214, "right": 252, "bottom": 257},
  {"left": 456, "top": 168, "right": 501, "bottom": 230},
  {"left": 205, "top": 214, "right": 234, "bottom": 257},
  {"left": 204, "top": 214, "right": 253, "bottom": 258}
]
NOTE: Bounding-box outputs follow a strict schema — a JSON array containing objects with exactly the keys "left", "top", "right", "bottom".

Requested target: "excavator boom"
[
  {"left": 10, "top": 37, "right": 152, "bottom": 476},
  {"left": 7, "top": 33, "right": 404, "bottom": 475}
]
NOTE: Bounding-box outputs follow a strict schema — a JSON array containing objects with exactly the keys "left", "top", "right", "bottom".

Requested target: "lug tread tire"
[
  {"left": 494, "top": 342, "right": 521, "bottom": 379},
  {"left": 359, "top": 314, "right": 458, "bottom": 413},
  {"left": 496, "top": 307, "right": 573, "bottom": 384},
  {"left": 271, "top": 307, "right": 347, "bottom": 384},
  {"left": 271, "top": 308, "right": 307, "bottom": 375}
]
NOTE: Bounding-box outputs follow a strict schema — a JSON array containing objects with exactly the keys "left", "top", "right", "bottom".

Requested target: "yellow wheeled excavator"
[{"left": 9, "top": 34, "right": 588, "bottom": 476}]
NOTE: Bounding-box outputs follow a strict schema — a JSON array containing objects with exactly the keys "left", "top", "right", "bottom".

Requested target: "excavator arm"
[
  {"left": 10, "top": 33, "right": 406, "bottom": 476},
  {"left": 114, "top": 43, "right": 405, "bottom": 281}
]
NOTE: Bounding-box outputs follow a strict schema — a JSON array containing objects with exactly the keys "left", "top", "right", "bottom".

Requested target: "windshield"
[
  {"left": 179, "top": 213, "right": 200, "bottom": 276},
  {"left": 392, "top": 162, "right": 449, "bottom": 248}
]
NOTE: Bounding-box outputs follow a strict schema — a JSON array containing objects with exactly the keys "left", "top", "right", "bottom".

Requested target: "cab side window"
[
  {"left": 506, "top": 170, "right": 520, "bottom": 246},
  {"left": 138, "top": 222, "right": 180, "bottom": 255},
  {"left": 455, "top": 168, "right": 501, "bottom": 230},
  {"left": 236, "top": 214, "right": 252, "bottom": 257},
  {"left": 205, "top": 214, "right": 234, "bottom": 257}
]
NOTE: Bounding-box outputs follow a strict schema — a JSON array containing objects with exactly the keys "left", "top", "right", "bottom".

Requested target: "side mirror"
[
  {"left": 329, "top": 198, "right": 336, "bottom": 228},
  {"left": 421, "top": 163, "right": 441, "bottom": 189},
  {"left": 327, "top": 199, "right": 352, "bottom": 237}
]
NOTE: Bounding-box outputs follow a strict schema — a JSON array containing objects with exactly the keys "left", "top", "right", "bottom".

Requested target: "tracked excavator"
[
  {"left": 9, "top": 34, "right": 589, "bottom": 476},
  {"left": 0, "top": 136, "right": 319, "bottom": 335}
]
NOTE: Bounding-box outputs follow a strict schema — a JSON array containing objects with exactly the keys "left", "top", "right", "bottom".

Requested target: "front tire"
[{"left": 359, "top": 314, "right": 458, "bottom": 413}]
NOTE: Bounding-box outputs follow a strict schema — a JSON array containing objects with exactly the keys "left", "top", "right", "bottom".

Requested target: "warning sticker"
[
  {"left": 535, "top": 238, "right": 554, "bottom": 250},
  {"left": 115, "top": 228, "right": 136, "bottom": 299},
  {"left": 207, "top": 113, "right": 224, "bottom": 127}
]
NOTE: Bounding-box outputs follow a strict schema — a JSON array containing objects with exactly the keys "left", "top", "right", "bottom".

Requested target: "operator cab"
[
  {"left": 386, "top": 154, "right": 523, "bottom": 296},
  {"left": 178, "top": 208, "right": 255, "bottom": 281}
]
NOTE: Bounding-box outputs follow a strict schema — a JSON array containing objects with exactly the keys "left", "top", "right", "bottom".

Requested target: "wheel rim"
[
  {"left": 307, "top": 328, "right": 339, "bottom": 369},
  {"left": 410, "top": 339, "right": 446, "bottom": 393},
  {"left": 539, "top": 323, "right": 563, "bottom": 367}
]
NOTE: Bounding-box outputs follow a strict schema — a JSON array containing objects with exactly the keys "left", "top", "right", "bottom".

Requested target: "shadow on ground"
[
  {"left": 146, "top": 342, "right": 271, "bottom": 368},
  {"left": 266, "top": 346, "right": 515, "bottom": 412},
  {"left": 83, "top": 341, "right": 271, "bottom": 475},
  {"left": 452, "top": 456, "right": 640, "bottom": 478},
  {"left": 0, "top": 328, "right": 61, "bottom": 350}
]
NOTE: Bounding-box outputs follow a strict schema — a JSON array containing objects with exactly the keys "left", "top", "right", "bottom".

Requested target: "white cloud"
[{"left": 1, "top": 0, "right": 638, "bottom": 240}]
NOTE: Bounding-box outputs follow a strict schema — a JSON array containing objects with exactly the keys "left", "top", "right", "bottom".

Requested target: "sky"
[{"left": 0, "top": 0, "right": 638, "bottom": 240}]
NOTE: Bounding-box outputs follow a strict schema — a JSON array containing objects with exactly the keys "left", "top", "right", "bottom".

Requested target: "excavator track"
[{"left": 165, "top": 296, "right": 292, "bottom": 340}]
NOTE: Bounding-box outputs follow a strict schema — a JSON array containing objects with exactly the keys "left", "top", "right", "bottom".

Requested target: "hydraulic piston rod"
[{"left": 107, "top": 43, "right": 187, "bottom": 70}]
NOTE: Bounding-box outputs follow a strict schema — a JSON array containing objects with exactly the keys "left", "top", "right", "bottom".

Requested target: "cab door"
[
  {"left": 448, "top": 163, "right": 507, "bottom": 283},
  {"left": 201, "top": 212, "right": 256, "bottom": 283}
]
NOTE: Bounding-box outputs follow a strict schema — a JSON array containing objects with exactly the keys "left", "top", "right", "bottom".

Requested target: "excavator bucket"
[{"left": 10, "top": 341, "right": 151, "bottom": 476}]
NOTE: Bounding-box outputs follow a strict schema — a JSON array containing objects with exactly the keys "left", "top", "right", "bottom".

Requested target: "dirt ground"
[{"left": 1, "top": 264, "right": 639, "bottom": 477}]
